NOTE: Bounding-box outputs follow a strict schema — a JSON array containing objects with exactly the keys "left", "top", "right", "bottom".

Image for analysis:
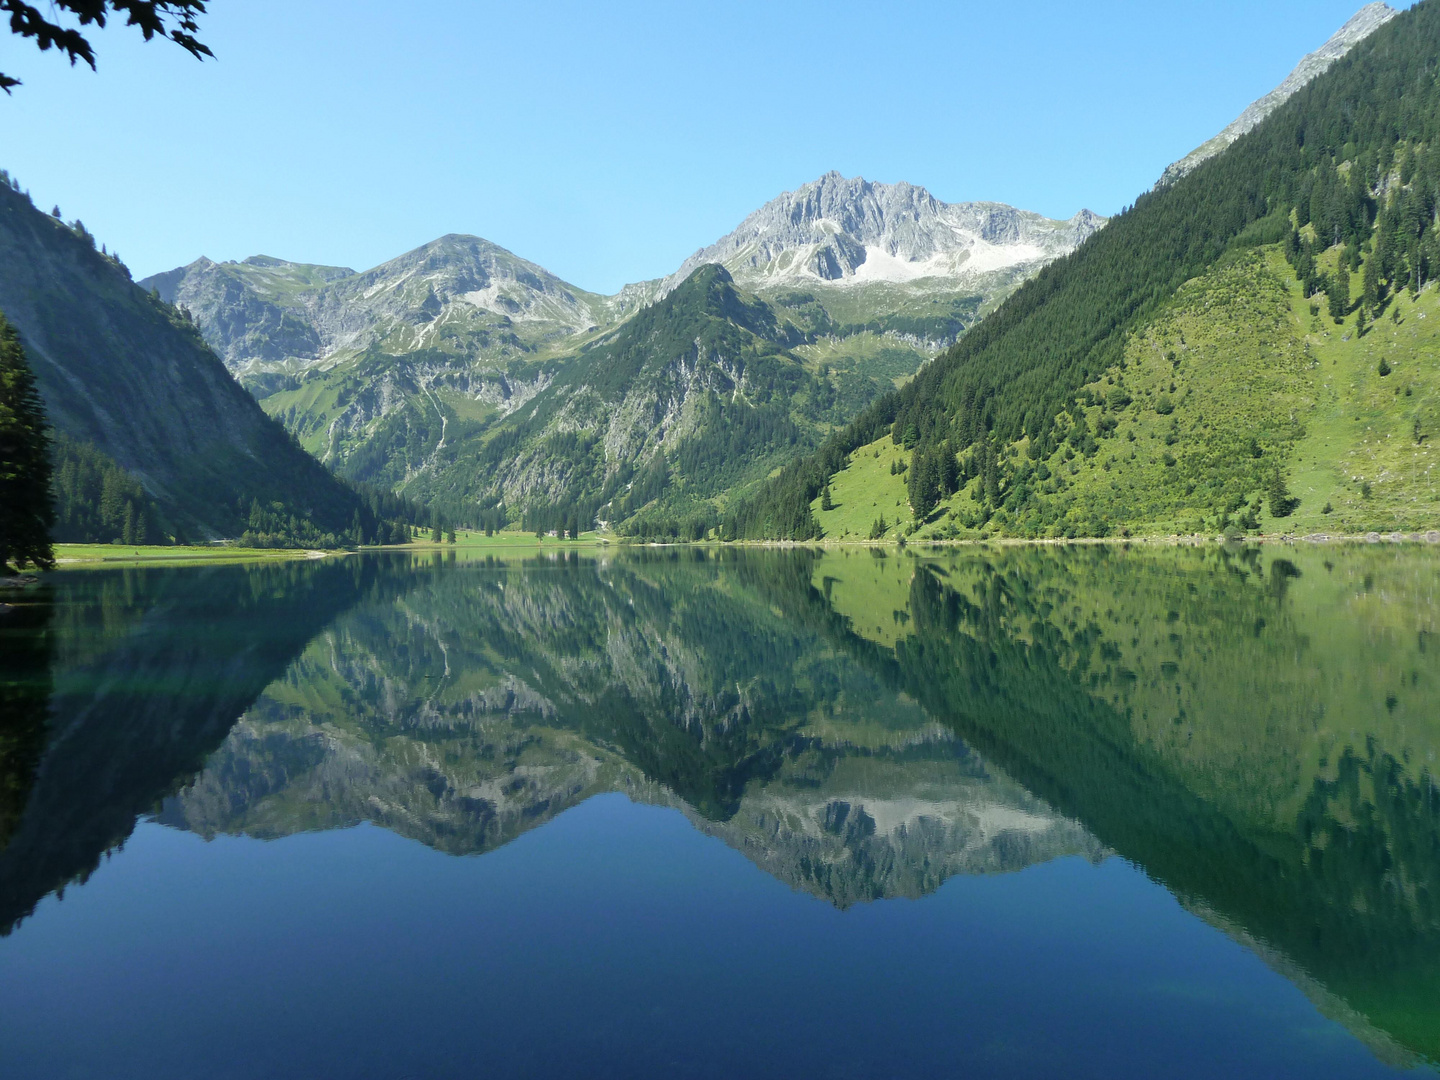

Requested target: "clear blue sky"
[{"left": 0, "top": 1, "right": 1408, "bottom": 293}]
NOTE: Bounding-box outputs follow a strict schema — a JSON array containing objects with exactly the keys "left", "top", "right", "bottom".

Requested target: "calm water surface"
[{"left": 0, "top": 545, "right": 1436, "bottom": 1078}]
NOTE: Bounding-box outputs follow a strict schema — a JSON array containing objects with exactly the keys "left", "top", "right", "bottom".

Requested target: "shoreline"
[
  {"left": 621, "top": 529, "right": 1440, "bottom": 549},
  {"left": 13, "top": 528, "right": 1439, "bottom": 573}
]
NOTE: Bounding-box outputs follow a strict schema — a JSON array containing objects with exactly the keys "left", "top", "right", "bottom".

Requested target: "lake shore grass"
[
  {"left": 50, "top": 543, "right": 336, "bottom": 568},
  {"left": 41, "top": 525, "right": 1440, "bottom": 572},
  {"left": 47, "top": 530, "right": 612, "bottom": 568},
  {"left": 628, "top": 530, "right": 1440, "bottom": 549}
]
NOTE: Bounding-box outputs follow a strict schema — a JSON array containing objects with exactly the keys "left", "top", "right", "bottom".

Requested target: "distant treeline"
[
  {"left": 51, "top": 433, "right": 166, "bottom": 544},
  {"left": 49, "top": 432, "right": 431, "bottom": 549},
  {"left": 238, "top": 480, "right": 427, "bottom": 548}
]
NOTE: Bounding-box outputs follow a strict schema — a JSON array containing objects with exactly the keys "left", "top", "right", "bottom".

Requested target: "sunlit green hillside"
[
  {"left": 812, "top": 246, "right": 1440, "bottom": 540},
  {"left": 731, "top": 5, "right": 1440, "bottom": 542}
]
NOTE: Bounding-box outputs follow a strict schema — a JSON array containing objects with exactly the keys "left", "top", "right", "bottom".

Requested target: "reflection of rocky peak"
[
  {"left": 675, "top": 742, "right": 1105, "bottom": 908},
  {"left": 154, "top": 559, "right": 1103, "bottom": 903},
  {"left": 161, "top": 706, "right": 1102, "bottom": 909},
  {"left": 157, "top": 716, "right": 619, "bottom": 857}
]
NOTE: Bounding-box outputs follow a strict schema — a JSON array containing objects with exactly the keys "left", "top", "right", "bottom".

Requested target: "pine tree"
[
  {"left": 1328, "top": 265, "right": 1351, "bottom": 323},
  {"left": 1267, "top": 469, "right": 1298, "bottom": 519},
  {"left": 938, "top": 442, "right": 960, "bottom": 497},
  {"left": 907, "top": 445, "right": 941, "bottom": 519},
  {"left": 1363, "top": 253, "right": 1382, "bottom": 313},
  {"left": 0, "top": 314, "right": 54, "bottom": 571}
]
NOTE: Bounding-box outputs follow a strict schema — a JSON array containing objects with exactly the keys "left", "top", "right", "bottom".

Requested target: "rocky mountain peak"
[
  {"left": 658, "top": 172, "right": 1103, "bottom": 294},
  {"left": 1158, "top": 3, "right": 1398, "bottom": 187},
  {"left": 139, "top": 234, "right": 611, "bottom": 379}
]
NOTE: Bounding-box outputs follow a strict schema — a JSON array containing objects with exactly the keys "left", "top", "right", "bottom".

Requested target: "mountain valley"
[
  {"left": 142, "top": 175, "right": 1102, "bottom": 531},
  {"left": 0, "top": 1, "right": 1431, "bottom": 547},
  {"left": 6, "top": 5, "right": 1440, "bottom": 1078}
]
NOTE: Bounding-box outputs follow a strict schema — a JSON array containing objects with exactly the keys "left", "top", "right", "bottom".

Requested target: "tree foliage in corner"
[
  {"left": 0, "top": 314, "right": 54, "bottom": 571},
  {"left": 1, "top": 0, "right": 211, "bottom": 93}
]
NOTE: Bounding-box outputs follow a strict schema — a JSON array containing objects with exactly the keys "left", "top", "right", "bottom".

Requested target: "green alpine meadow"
[{"left": 2, "top": 3, "right": 1439, "bottom": 1078}]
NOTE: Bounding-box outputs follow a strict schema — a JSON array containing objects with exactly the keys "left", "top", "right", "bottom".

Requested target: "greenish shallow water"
[{"left": 0, "top": 545, "right": 1436, "bottom": 1078}]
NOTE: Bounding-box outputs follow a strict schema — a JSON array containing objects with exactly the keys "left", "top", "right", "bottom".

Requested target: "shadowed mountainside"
[{"left": 0, "top": 180, "right": 373, "bottom": 538}]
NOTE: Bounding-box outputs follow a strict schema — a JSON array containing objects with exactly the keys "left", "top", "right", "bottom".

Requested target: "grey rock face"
[
  {"left": 142, "top": 236, "right": 613, "bottom": 382},
  {"left": 146, "top": 177, "right": 1103, "bottom": 387},
  {"left": 652, "top": 172, "right": 1103, "bottom": 296},
  {"left": 682, "top": 752, "right": 1106, "bottom": 908},
  {"left": 1157, "top": 3, "right": 1398, "bottom": 188}
]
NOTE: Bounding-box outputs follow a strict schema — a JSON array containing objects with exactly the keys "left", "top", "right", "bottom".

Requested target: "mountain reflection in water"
[{"left": 1, "top": 545, "right": 1437, "bottom": 1073}]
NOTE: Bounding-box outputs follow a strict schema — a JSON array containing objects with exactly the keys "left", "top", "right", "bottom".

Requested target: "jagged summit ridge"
[
  {"left": 1158, "top": 3, "right": 1398, "bottom": 187},
  {"left": 143, "top": 233, "right": 611, "bottom": 378},
  {"left": 656, "top": 172, "right": 1104, "bottom": 294}
]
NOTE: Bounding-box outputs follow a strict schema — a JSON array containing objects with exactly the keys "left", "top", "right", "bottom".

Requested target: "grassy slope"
[
  {"left": 50, "top": 531, "right": 610, "bottom": 565},
  {"left": 763, "top": 280, "right": 1011, "bottom": 403},
  {"left": 809, "top": 435, "right": 912, "bottom": 539},
  {"left": 808, "top": 547, "right": 919, "bottom": 649},
  {"left": 814, "top": 248, "right": 1440, "bottom": 540},
  {"left": 396, "top": 530, "right": 609, "bottom": 551}
]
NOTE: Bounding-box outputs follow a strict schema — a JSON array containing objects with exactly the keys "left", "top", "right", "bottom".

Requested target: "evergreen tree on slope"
[{"left": 0, "top": 315, "right": 54, "bottom": 571}]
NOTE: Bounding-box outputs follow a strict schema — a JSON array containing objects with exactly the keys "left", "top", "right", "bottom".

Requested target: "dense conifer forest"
[
  {"left": 50, "top": 433, "right": 166, "bottom": 545},
  {"left": 49, "top": 427, "right": 427, "bottom": 549}
]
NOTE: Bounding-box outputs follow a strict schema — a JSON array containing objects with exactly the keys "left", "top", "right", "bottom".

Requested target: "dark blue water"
[{"left": 0, "top": 547, "right": 1436, "bottom": 1078}]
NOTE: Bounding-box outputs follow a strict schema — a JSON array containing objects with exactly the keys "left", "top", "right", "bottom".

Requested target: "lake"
[{"left": 0, "top": 544, "right": 1436, "bottom": 1078}]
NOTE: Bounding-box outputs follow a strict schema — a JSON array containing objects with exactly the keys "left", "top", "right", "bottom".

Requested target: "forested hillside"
[
  {"left": 50, "top": 434, "right": 167, "bottom": 545},
  {"left": 727, "top": 0, "right": 1440, "bottom": 540},
  {"left": 407, "top": 266, "right": 860, "bottom": 538}
]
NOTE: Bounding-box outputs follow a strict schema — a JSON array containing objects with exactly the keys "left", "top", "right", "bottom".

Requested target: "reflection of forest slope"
[
  {"left": 0, "top": 559, "right": 411, "bottom": 934},
  {"left": 0, "top": 590, "right": 51, "bottom": 853},
  {"left": 162, "top": 552, "right": 1100, "bottom": 904},
  {"left": 768, "top": 544, "right": 1440, "bottom": 1066}
]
